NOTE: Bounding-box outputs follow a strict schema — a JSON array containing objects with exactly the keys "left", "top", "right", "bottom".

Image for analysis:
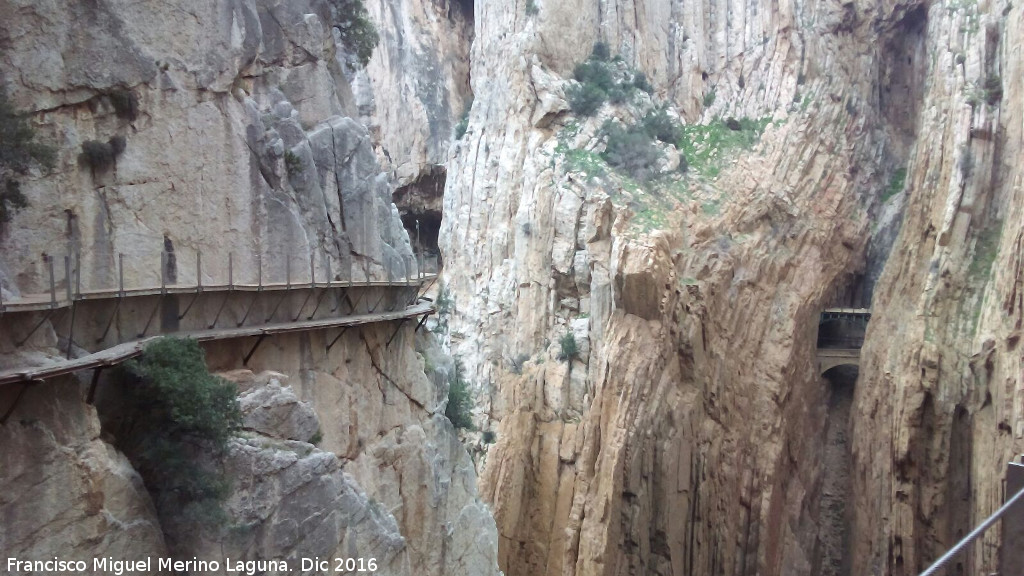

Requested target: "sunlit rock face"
[{"left": 437, "top": 0, "right": 1024, "bottom": 575}]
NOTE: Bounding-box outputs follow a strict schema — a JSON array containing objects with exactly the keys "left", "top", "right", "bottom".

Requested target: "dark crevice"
[
  {"left": 814, "top": 368, "right": 857, "bottom": 576},
  {"left": 393, "top": 166, "right": 445, "bottom": 258}
]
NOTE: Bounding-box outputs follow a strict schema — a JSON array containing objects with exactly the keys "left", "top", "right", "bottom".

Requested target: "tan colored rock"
[{"left": 0, "top": 381, "right": 166, "bottom": 563}]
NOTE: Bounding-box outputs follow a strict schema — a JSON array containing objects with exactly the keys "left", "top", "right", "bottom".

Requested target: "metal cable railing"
[{"left": 918, "top": 483, "right": 1024, "bottom": 576}]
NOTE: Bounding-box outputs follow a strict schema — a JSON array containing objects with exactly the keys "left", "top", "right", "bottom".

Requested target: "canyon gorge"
[{"left": 1, "top": 0, "right": 1022, "bottom": 575}]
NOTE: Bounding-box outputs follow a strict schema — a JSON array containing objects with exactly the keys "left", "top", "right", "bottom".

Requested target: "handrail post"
[
  {"left": 196, "top": 250, "right": 202, "bottom": 292},
  {"left": 310, "top": 253, "right": 315, "bottom": 288},
  {"left": 64, "top": 256, "right": 72, "bottom": 301},
  {"left": 118, "top": 253, "right": 124, "bottom": 297},
  {"left": 286, "top": 253, "right": 291, "bottom": 289},
  {"left": 160, "top": 252, "right": 166, "bottom": 295},
  {"left": 326, "top": 258, "right": 332, "bottom": 289},
  {"left": 228, "top": 253, "right": 234, "bottom": 290},
  {"left": 47, "top": 256, "right": 56, "bottom": 307},
  {"left": 257, "top": 253, "right": 263, "bottom": 291},
  {"left": 75, "top": 251, "right": 81, "bottom": 299}
]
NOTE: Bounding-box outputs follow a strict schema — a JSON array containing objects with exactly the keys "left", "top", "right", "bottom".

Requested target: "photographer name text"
[{"left": 6, "top": 556, "right": 378, "bottom": 575}]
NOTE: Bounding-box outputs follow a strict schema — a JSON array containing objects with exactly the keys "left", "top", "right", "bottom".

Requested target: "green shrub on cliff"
[
  {"left": 327, "top": 0, "right": 380, "bottom": 68},
  {"left": 117, "top": 337, "right": 241, "bottom": 526},
  {"left": 557, "top": 332, "right": 579, "bottom": 362},
  {"left": 445, "top": 359, "right": 475, "bottom": 430}
]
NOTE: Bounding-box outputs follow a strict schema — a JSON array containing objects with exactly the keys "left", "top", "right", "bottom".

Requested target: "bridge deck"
[
  {"left": 0, "top": 274, "right": 437, "bottom": 313},
  {"left": 822, "top": 308, "right": 871, "bottom": 315},
  {"left": 0, "top": 302, "right": 434, "bottom": 387}
]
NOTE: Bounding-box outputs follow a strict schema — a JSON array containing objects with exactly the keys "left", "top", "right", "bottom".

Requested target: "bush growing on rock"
[
  {"left": 642, "top": 106, "right": 683, "bottom": 143},
  {"left": 591, "top": 41, "right": 611, "bottom": 62},
  {"left": 0, "top": 87, "right": 55, "bottom": 223},
  {"left": 116, "top": 337, "right": 242, "bottom": 526},
  {"left": 327, "top": 0, "right": 380, "bottom": 68},
  {"left": 601, "top": 121, "right": 662, "bottom": 182},
  {"left": 445, "top": 359, "right": 474, "bottom": 430},
  {"left": 568, "top": 83, "right": 607, "bottom": 116},
  {"left": 284, "top": 150, "right": 303, "bottom": 174},
  {"left": 557, "top": 332, "right": 579, "bottom": 362},
  {"left": 567, "top": 46, "right": 654, "bottom": 118},
  {"left": 632, "top": 72, "right": 654, "bottom": 94},
  {"left": 79, "top": 137, "right": 126, "bottom": 173},
  {"left": 108, "top": 89, "right": 139, "bottom": 121}
]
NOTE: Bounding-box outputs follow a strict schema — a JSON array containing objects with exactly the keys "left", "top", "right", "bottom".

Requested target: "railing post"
[
  {"left": 64, "top": 256, "right": 72, "bottom": 301},
  {"left": 47, "top": 256, "right": 57, "bottom": 307},
  {"left": 118, "top": 253, "right": 124, "bottom": 297},
  {"left": 286, "top": 253, "right": 291, "bottom": 289},
  {"left": 160, "top": 252, "right": 167, "bottom": 295},
  {"left": 310, "top": 253, "right": 316, "bottom": 288},
  {"left": 75, "top": 251, "right": 81, "bottom": 299},
  {"left": 228, "top": 253, "right": 234, "bottom": 290},
  {"left": 326, "top": 258, "right": 332, "bottom": 288},
  {"left": 257, "top": 253, "right": 263, "bottom": 291},
  {"left": 196, "top": 250, "right": 202, "bottom": 292}
]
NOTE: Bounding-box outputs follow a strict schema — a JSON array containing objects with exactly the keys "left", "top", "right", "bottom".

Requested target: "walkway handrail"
[{"left": 918, "top": 484, "right": 1024, "bottom": 576}]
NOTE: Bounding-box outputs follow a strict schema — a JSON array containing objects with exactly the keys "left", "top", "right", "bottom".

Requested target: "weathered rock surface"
[
  {"left": 0, "top": 0, "right": 414, "bottom": 297},
  {"left": 356, "top": 0, "right": 472, "bottom": 187},
  {"left": 438, "top": 1, "right": 1023, "bottom": 576},
  {"left": 0, "top": 1, "right": 499, "bottom": 574},
  {"left": 0, "top": 381, "right": 167, "bottom": 565}
]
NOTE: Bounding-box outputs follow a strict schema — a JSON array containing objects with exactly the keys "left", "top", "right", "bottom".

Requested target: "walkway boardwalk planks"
[{"left": 0, "top": 302, "right": 434, "bottom": 387}]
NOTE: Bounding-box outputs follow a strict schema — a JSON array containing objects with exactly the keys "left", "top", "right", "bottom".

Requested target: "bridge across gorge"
[{"left": 816, "top": 307, "right": 871, "bottom": 375}]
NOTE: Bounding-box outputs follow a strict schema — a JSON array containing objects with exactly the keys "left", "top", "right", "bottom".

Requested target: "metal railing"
[
  {"left": 817, "top": 336, "right": 866, "bottom": 349},
  {"left": 0, "top": 248, "right": 439, "bottom": 313},
  {"left": 918, "top": 475, "right": 1024, "bottom": 575}
]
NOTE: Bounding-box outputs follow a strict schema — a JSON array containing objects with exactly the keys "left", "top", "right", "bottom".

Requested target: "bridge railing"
[
  {"left": 0, "top": 247, "right": 435, "bottom": 311},
  {"left": 816, "top": 336, "right": 865, "bottom": 349}
]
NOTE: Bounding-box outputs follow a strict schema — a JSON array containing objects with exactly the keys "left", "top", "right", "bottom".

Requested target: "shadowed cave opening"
[{"left": 394, "top": 166, "right": 444, "bottom": 263}]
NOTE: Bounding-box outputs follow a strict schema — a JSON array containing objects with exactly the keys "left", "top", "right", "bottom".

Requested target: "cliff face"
[
  {"left": 849, "top": 0, "right": 1022, "bottom": 573},
  {"left": 0, "top": 1, "right": 497, "bottom": 573},
  {"left": 440, "top": 1, "right": 1021, "bottom": 576}
]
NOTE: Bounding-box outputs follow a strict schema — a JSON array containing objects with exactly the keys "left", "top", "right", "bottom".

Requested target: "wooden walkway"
[
  {"left": 0, "top": 302, "right": 434, "bottom": 387},
  {"left": 0, "top": 275, "right": 438, "bottom": 313}
]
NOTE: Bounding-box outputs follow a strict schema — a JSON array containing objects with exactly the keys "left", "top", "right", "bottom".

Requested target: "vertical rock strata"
[{"left": 440, "top": 0, "right": 1022, "bottom": 576}]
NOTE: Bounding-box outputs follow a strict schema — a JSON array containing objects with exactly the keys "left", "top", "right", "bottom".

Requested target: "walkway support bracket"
[
  {"left": 0, "top": 380, "right": 37, "bottom": 425},
  {"left": 97, "top": 299, "right": 122, "bottom": 343},
  {"left": 326, "top": 327, "right": 348, "bottom": 352},
  {"left": 238, "top": 292, "right": 260, "bottom": 327},
  {"left": 137, "top": 296, "right": 163, "bottom": 338},
  {"left": 16, "top": 309, "right": 55, "bottom": 347},
  {"left": 386, "top": 319, "right": 408, "bottom": 349},
  {"left": 243, "top": 333, "right": 267, "bottom": 366},
  {"left": 414, "top": 313, "right": 431, "bottom": 333},
  {"left": 86, "top": 367, "right": 104, "bottom": 405}
]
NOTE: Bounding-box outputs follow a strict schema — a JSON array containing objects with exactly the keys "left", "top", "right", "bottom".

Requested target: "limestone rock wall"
[
  {"left": 0, "top": 1, "right": 499, "bottom": 573},
  {"left": 355, "top": 0, "right": 473, "bottom": 187},
  {"left": 0, "top": 0, "right": 413, "bottom": 299},
  {"left": 438, "top": 0, "right": 1023, "bottom": 575},
  {"left": 849, "top": 0, "right": 1024, "bottom": 573},
  {"left": 0, "top": 382, "right": 167, "bottom": 564}
]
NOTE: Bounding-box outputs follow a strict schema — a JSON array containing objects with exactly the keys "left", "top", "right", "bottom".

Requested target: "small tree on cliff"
[
  {"left": 0, "top": 86, "right": 55, "bottom": 223},
  {"left": 326, "top": 0, "right": 380, "bottom": 68},
  {"left": 116, "top": 337, "right": 241, "bottom": 526}
]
